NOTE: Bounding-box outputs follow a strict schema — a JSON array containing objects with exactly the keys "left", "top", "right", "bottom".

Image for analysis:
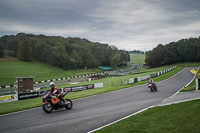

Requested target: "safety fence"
[
  {"left": 0, "top": 82, "right": 103, "bottom": 103},
  {"left": 111, "top": 66, "right": 177, "bottom": 86}
]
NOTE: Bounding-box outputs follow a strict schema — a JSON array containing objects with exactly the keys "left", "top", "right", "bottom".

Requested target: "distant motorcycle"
[
  {"left": 148, "top": 83, "right": 157, "bottom": 92},
  {"left": 42, "top": 90, "right": 73, "bottom": 113}
]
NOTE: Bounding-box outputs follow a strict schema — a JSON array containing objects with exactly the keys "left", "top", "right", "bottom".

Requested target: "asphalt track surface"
[{"left": 0, "top": 67, "right": 198, "bottom": 133}]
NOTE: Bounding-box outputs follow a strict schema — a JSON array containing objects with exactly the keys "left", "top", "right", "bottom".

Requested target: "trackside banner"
[
  {"left": 0, "top": 94, "right": 18, "bottom": 103},
  {"left": 18, "top": 84, "right": 96, "bottom": 100},
  {"left": 18, "top": 92, "right": 39, "bottom": 100},
  {"left": 63, "top": 84, "right": 94, "bottom": 92}
]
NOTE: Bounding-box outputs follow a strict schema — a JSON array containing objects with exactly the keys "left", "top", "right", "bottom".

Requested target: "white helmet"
[{"left": 50, "top": 82, "right": 55, "bottom": 87}]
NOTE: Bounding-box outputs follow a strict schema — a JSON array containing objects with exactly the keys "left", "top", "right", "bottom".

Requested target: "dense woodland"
[
  {"left": 0, "top": 33, "right": 130, "bottom": 69},
  {"left": 145, "top": 37, "right": 200, "bottom": 67}
]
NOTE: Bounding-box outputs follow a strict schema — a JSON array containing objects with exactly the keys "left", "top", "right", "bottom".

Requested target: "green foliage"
[
  {"left": 146, "top": 37, "right": 200, "bottom": 67},
  {"left": 0, "top": 33, "right": 130, "bottom": 69},
  {"left": 0, "top": 44, "right": 4, "bottom": 57},
  {"left": 17, "top": 34, "right": 32, "bottom": 61}
]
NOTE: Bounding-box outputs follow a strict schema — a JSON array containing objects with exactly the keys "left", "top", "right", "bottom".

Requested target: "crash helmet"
[{"left": 50, "top": 82, "right": 55, "bottom": 88}]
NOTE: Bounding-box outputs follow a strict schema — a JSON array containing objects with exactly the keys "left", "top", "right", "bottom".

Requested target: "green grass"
[
  {"left": 95, "top": 99, "right": 200, "bottom": 133},
  {"left": 129, "top": 54, "right": 145, "bottom": 64},
  {"left": 0, "top": 59, "right": 103, "bottom": 86}
]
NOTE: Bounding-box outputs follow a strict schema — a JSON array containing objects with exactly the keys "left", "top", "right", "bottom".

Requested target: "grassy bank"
[
  {"left": 129, "top": 54, "right": 145, "bottom": 64},
  {"left": 95, "top": 99, "right": 200, "bottom": 133},
  {"left": 0, "top": 59, "right": 103, "bottom": 86}
]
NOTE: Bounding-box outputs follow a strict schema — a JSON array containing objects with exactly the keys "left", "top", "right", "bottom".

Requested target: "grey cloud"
[{"left": 0, "top": 0, "right": 199, "bottom": 51}]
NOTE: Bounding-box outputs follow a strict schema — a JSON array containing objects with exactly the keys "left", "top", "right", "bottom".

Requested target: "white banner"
[
  {"left": 94, "top": 83, "right": 103, "bottom": 88},
  {"left": 129, "top": 78, "right": 134, "bottom": 84}
]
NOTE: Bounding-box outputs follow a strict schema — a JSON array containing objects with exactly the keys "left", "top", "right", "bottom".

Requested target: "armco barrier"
[{"left": 127, "top": 66, "right": 176, "bottom": 85}]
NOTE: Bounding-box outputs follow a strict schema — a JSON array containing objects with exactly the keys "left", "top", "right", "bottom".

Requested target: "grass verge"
[
  {"left": 94, "top": 99, "right": 200, "bottom": 133},
  {"left": 181, "top": 67, "right": 200, "bottom": 92}
]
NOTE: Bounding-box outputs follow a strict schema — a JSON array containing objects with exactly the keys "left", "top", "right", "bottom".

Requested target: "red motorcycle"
[{"left": 42, "top": 90, "right": 73, "bottom": 113}]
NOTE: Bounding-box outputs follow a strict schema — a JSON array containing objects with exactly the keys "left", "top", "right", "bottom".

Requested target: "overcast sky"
[{"left": 0, "top": 0, "right": 200, "bottom": 51}]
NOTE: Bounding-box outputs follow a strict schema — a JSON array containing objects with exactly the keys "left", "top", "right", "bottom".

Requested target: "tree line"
[
  {"left": 0, "top": 33, "right": 130, "bottom": 69},
  {"left": 145, "top": 37, "right": 200, "bottom": 67}
]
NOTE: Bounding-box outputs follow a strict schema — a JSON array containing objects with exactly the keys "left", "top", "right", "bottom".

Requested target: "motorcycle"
[
  {"left": 42, "top": 90, "right": 73, "bottom": 113},
  {"left": 148, "top": 83, "right": 157, "bottom": 92}
]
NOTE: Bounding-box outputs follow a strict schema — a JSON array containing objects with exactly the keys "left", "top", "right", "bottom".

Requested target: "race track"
[{"left": 0, "top": 67, "right": 198, "bottom": 133}]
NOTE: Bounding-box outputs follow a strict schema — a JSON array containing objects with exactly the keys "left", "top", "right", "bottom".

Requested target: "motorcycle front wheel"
[
  {"left": 153, "top": 83, "right": 157, "bottom": 91},
  {"left": 42, "top": 103, "right": 53, "bottom": 113},
  {"left": 64, "top": 99, "right": 73, "bottom": 109},
  {"left": 149, "top": 86, "right": 153, "bottom": 92}
]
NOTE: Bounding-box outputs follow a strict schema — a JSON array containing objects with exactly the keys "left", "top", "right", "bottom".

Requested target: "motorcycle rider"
[
  {"left": 147, "top": 77, "right": 157, "bottom": 91},
  {"left": 147, "top": 77, "right": 153, "bottom": 85},
  {"left": 49, "top": 82, "right": 64, "bottom": 106}
]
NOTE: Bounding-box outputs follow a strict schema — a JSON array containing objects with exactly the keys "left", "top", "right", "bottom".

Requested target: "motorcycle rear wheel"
[
  {"left": 64, "top": 99, "right": 73, "bottom": 109},
  {"left": 42, "top": 103, "right": 53, "bottom": 113}
]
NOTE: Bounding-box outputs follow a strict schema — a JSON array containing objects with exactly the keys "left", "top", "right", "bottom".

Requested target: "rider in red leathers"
[{"left": 49, "top": 82, "right": 63, "bottom": 100}]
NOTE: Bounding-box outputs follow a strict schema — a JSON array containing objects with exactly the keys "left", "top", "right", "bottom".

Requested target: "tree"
[
  {"left": 111, "top": 53, "right": 120, "bottom": 67},
  {"left": 69, "top": 50, "right": 82, "bottom": 68},
  {"left": 0, "top": 44, "right": 4, "bottom": 57},
  {"left": 163, "top": 42, "right": 178, "bottom": 65},
  {"left": 146, "top": 37, "right": 200, "bottom": 67},
  {"left": 17, "top": 34, "right": 32, "bottom": 61},
  {"left": 119, "top": 51, "right": 130, "bottom": 66},
  {"left": 0, "top": 33, "right": 130, "bottom": 69},
  {"left": 51, "top": 45, "right": 69, "bottom": 69},
  {"left": 150, "top": 44, "right": 165, "bottom": 67}
]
